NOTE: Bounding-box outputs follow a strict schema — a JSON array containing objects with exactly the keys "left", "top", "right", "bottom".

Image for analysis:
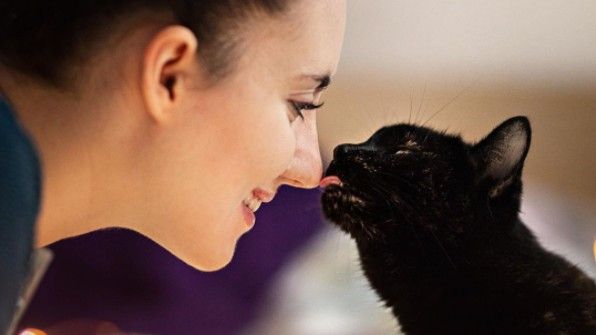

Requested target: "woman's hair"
[{"left": 0, "top": 1, "right": 290, "bottom": 88}]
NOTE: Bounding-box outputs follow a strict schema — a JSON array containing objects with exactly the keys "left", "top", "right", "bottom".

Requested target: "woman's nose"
[{"left": 278, "top": 111, "right": 323, "bottom": 189}]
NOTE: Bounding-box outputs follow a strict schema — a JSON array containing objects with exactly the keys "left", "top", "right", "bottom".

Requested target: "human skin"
[{"left": 0, "top": 0, "right": 346, "bottom": 271}]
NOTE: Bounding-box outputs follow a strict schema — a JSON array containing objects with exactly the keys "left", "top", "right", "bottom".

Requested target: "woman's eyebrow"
[
  {"left": 299, "top": 73, "right": 332, "bottom": 92},
  {"left": 314, "top": 74, "right": 331, "bottom": 91}
]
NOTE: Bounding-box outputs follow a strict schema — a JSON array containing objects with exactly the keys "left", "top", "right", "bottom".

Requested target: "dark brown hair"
[{"left": 0, "top": 1, "right": 290, "bottom": 88}]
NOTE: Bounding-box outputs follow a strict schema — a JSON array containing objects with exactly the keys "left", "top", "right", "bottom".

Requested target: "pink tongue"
[{"left": 319, "top": 175, "right": 342, "bottom": 188}]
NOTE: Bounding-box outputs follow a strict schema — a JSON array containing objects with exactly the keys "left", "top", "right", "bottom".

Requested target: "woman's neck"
[{"left": 0, "top": 73, "right": 142, "bottom": 246}]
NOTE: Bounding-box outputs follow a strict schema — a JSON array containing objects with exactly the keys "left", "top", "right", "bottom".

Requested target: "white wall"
[{"left": 341, "top": 0, "right": 596, "bottom": 88}]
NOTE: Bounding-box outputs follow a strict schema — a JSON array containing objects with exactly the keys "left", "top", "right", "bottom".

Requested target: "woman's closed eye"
[{"left": 288, "top": 100, "right": 324, "bottom": 120}]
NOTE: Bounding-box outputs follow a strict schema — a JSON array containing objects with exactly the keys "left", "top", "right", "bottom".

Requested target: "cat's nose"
[{"left": 333, "top": 143, "right": 360, "bottom": 159}]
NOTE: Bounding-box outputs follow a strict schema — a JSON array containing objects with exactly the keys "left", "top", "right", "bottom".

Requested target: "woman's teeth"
[{"left": 243, "top": 197, "right": 262, "bottom": 212}]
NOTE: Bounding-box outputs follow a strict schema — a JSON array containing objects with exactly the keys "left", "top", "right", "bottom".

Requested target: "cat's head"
[{"left": 321, "top": 116, "right": 531, "bottom": 244}]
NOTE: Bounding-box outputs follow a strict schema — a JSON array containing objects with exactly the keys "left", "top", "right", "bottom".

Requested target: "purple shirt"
[{"left": 20, "top": 186, "right": 324, "bottom": 334}]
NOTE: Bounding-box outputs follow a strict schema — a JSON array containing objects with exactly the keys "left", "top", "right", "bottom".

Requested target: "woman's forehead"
[
  {"left": 290, "top": 0, "right": 346, "bottom": 72},
  {"left": 239, "top": 0, "right": 345, "bottom": 82}
]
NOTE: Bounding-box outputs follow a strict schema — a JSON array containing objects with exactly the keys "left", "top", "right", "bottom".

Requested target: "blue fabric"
[{"left": 0, "top": 98, "right": 41, "bottom": 333}]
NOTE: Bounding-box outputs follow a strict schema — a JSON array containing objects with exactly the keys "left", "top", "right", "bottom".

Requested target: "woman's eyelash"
[{"left": 289, "top": 101, "right": 325, "bottom": 120}]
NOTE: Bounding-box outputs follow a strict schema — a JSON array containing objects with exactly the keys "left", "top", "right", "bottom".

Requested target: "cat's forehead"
[{"left": 373, "top": 124, "right": 428, "bottom": 145}]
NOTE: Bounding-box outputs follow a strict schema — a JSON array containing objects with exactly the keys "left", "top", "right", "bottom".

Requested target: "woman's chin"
[
  {"left": 192, "top": 257, "right": 234, "bottom": 272},
  {"left": 189, "top": 235, "right": 241, "bottom": 271},
  {"left": 133, "top": 208, "right": 245, "bottom": 272},
  {"left": 146, "top": 230, "right": 239, "bottom": 272},
  {"left": 177, "top": 244, "right": 237, "bottom": 272}
]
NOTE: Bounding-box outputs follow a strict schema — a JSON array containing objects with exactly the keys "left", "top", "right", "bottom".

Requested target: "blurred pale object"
[
  {"left": 593, "top": 239, "right": 596, "bottom": 264},
  {"left": 20, "top": 320, "right": 120, "bottom": 335},
  {"left": 242, "top": 229, "right": 400, "bottom": 335},
  {"left": 19, "top": 329, "right": 46, "bottom": 335}
]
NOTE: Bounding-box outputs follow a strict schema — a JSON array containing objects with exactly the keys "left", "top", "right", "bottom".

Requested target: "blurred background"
[
  {"left": 21, "top": 1, "right": 595, "bottom": 334},
  {"left": 244, "top": 1, "right": 596, "bottom": 334}
]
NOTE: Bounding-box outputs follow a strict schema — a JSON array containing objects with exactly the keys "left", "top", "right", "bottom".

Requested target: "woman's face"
[{"left": 138, "top": 0, "right": 346, "bottom": 270}]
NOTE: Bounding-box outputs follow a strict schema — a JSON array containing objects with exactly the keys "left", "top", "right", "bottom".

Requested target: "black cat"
[{"left": 320, "top": 116, "right": 596, "bottom": 335}]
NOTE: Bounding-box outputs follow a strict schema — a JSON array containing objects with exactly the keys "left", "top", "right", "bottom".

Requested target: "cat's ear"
[{"left": 471, "top": 116, "right": 531, "bottom": 197}]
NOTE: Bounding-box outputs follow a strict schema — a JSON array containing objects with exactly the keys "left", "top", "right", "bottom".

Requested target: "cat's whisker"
[
  {"left": 429, "top": 229, "right": 457, "bottom": 271},
  {"left": 421, "top": 78, "right": 479, "bottom": 127},
  {"left": 408, "top": 87, "right": 414, "bottom": 125},
  {"left": 421, "top": 127, "right": 434, "bottom": 147},
  {"left": 415, "top": 83, "right": 427, "bottom": 125}
]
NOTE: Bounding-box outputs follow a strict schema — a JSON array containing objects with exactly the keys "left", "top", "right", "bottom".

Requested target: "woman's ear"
[
  {"left": 471, "top": 116, "right": 531, "bottom": 197},
  {"left": 141, "top": 25, "right": 198, "bottom": 123}
]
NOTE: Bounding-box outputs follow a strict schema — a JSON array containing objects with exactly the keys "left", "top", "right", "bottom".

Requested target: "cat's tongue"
[{"left": 319, "top": 176, "right": 342, "bottom": 188}]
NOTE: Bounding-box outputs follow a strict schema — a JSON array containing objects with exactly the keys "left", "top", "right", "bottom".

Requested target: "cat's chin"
[{"left": 321, "top": 184, "right": 372, "bottom": 234}]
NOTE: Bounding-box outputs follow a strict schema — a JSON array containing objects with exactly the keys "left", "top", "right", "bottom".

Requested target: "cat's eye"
[
  {"left": 395, "top": 140, "right": 421, "bottom": 155},
  {"left": 395, "top": 146, "right": 416, "bottom": 155}
]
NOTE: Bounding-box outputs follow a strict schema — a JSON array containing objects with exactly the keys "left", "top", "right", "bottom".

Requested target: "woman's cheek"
[
  {"left": 251, "top": 112, "right": 297, "bottom": 181},
  {"left": 272, "top": 123, "right": 298, "bottom": 178}
]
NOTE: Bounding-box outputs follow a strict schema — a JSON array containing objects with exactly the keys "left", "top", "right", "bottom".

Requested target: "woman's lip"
[
  {"left": 319, "top": 175, "right": 342, "bottom": 188},
  {"left": 242, "top": 203, "right": 256, "bottom": 229}
]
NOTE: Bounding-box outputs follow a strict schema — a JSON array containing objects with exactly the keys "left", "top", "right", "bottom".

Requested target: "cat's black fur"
[{"left": 321, "top": 117, "right": 596, "bottom": 334}]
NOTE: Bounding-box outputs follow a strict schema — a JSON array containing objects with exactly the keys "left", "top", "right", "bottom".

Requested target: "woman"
[{"left": 0, "top": 0, "right": 346, "bottom": 332}]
